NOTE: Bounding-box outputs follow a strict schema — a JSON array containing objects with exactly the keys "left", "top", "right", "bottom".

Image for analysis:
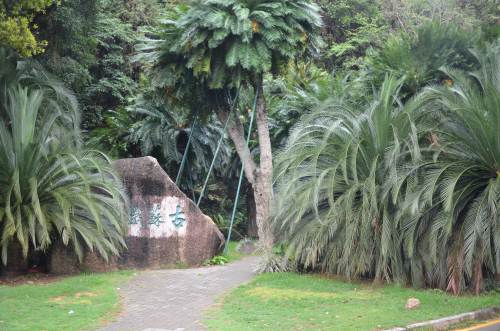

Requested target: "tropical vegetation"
[
  {"left": 0, "top": 0, "right": 498, "bottom": 296},
  {"left": 273, "top": 75, "right": 422, "bottom": 282},
  {"left": 272, "top": 38, "right": 499, "bottom": 293},
  {"left": 136, "top": 0, "right": 324, "bottom": 250},
  {"left": 0, "top": 0, "right": 54, "bottom": 56},
  {"left": 395, "top": 45, "right": 500, "bottom": 294}
]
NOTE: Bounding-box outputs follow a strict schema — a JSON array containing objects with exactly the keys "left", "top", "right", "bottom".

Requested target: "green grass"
[
  {"left": 205, "top": 240, "right": 257, "bottom": 266},
  {"left": 223, "top": 241, "right": 246, "bottom": 262},
  {"left": 0, "top": 271, "right": 134, "bottom": 331},
  {"left": 204, "top": 273, "right": 500, "bottom": 331}
]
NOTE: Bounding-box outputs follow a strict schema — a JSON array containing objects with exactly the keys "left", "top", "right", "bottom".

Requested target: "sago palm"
[
  {"left": 272, "top": 76, "right": 422, "bottom": 282},
  {"left": 0, "top": 86, "right": 128, "bottom": 264},
  {"left": 267, "top": 63, "right": 368, "bottom": 147},
  {"left": 0, "top": 50, "right": 128, "bottom": 264},
  {"left": 0, "top": 47, "right": 80, "bottom": 136},
  {"left": 367, "top": 21, "right": 477, "bottom": 98},
  {"left": 395, "top": 44, "right": 500, "bottom": 293}
]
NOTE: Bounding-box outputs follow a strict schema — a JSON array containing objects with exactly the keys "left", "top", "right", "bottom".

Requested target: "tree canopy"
[
  {"left": 0, "top": 0, "right": 55, "bottom": 56},
  {"left": 140, "top": 0, "right": 323, "bottom": 97}
]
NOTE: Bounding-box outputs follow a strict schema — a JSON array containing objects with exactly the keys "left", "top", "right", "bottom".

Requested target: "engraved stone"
[{"left": 115, "top": 156, "right": 224, "bottom": 268}]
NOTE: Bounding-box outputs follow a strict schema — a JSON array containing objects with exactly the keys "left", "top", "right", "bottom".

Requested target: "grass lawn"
[
  {"left": 204, "top": 272, "right": 500, "bottom": 331},
  {"left": 223, "top": 241, "right": 247, "bottom": 262},
  {"left": 0, "top": 271, "right": 133, "bottom": 331}
]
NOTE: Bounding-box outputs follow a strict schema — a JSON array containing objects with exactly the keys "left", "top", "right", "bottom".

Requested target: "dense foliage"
[
  {"left": 0, "top": 0, "right": 54, "bottom": 56},
  {"left": 128, "top": 98, "right": 233, "bottom": 186},
  {"left": 34, "top": 0, "right": 159, "bottom": 130},
  {"left": 318, "top": 0, "right": 385, "bottom": 69},
  {"left": 272, "top": 44, "right": 500, "bottom": 293},
  {"left": 273, "top": 75, "right": 422, "bottom": 281},
  {"left": 367, "top": 21, "right": 478, "bottom": 97},
  {"left": 1, "top": 0, "right": 498, "bottom": 293},
  {"left": 140, "top": 0, "right": 323, "bottom": 93},
  {"left": 395, "top": 45, "right": 500, "bottom": 293}
]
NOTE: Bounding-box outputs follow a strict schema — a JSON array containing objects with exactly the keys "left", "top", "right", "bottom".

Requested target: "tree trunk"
[
  {"left": 1, "top": 241, "right": 28, "bottom": 276},
  {"left": 217, "top": 80, "right": 274, "bottom": 251},
  {"left": 246, "top": 185, "right": 258, "bottom": 238},
  {"left": 252, "top": 82, "right": 274, "bottom": 250}
]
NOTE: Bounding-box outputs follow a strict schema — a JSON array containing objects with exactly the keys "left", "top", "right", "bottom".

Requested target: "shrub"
[
  {"left": 272, "top": 76, "right": 422, "bottom": 282},
  {"left": 367, "top": 21, "right": 477, "bottom": 97},
  {"left": 395, "top": 44, "right": 500, "bottom": 293},
  {"left": 272, "top": 43, "right": 500, "bottom": 293}
]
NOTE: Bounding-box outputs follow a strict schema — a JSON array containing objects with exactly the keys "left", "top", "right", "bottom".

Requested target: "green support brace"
[
  {"left": 196, "top": 88, "right": 240, "bottom": 207},
  {"left": 186, "top": 158, "right": 196, "bottom": 201},
  {"left": 224, "top": 89, "right": 259, "bottom": 253},
  {"left": 175, "top": 118, "right": 197, "bottom": 185}
]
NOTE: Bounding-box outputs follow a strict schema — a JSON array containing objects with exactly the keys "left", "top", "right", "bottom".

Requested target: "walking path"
[{"left": 99, "top": 256, "right": 260, "bottom": 331}]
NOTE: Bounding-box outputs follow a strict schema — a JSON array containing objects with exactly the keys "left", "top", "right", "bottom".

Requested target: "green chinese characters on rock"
[
  {"left": 148, "top": 204, "right": 164, "bottom": 227},
  {"left": 129, "top": 207, "right": 141, "bottom": 225},
  {"left": 169, "top": 204, "right": 185, "bottom": 229}
]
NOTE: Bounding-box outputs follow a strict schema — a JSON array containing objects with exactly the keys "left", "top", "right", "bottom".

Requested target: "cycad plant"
[
  {"left": 273, "top": 44, "right": 500, "bottom": 293},
  {"left": 272, "top": 76, "right": 422, "bottom": 282},
  {"left": 267, "top": 63, "right": 368, "bottom": 147},
  {"left": 367, "top": 21, "right": 477, "bottom": 98},
  {"left": 0, "top": 50, "right": 128, "bottom": 265},
  {"left": 0, "top": 47, "right": 80, "bottom": 136},
  {"left": 396, "top": 44, "right": 500, "bottom": 293}
]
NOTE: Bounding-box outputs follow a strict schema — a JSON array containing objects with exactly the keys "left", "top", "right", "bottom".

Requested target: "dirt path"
[{"left": 99, "top": 256, "right": 260, "bottom": 331}]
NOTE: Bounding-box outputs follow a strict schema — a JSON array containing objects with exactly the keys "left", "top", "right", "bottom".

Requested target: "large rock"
[
  {"left": 46, "top": 156, "right": 224, "bottom": 274},
  {"left": 48, "top": 241, "right": 118, "bottom": 274},
  {"left": 115, "top": 156, "right": 224, "bottom": 268}
]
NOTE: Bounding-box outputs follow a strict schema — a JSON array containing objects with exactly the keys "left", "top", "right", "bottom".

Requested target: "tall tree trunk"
[
  {"left": 252, "top": 82, "right": 274, "bottom": 250},
  {"left": 217, "top": 80, "right": 274, "bottom": 251},
  {"left": 246, "top": 185, "right": 258, "bottom": 238}
]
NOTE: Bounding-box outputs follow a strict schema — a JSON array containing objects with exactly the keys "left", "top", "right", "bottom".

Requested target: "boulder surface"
[{"left": 115, "top": 156, "right": 224, "bottom": 268}]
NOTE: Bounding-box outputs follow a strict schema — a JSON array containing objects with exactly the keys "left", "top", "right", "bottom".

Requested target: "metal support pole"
[
  {"left": 185, "top": 158, "right": 196, "bottom": 201},
  {"left": 196, "top": 88, "right": 240, "bottom": 206},
  {"left": 224, "top": 89, "right": 259, "bottom": 253},
  {"left": 175, "top": 118, "right": 197, "bottom": 185}
]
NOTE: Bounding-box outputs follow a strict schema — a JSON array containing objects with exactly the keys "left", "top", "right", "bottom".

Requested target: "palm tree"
[
  {"left": 272, "top": 76, "right": 422, "bottom": 281},
  {"left": 396, "top": 44, "right": 500, "bottom": 293},
  {"left": 267, "top": 63, "right": 368, "bottom": 147},
  {"left": 0, "top": 49, "right": 128, "bottom": 265},
  {"left": 138, "top": 0, "right": 323, "bottom": 249}
]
